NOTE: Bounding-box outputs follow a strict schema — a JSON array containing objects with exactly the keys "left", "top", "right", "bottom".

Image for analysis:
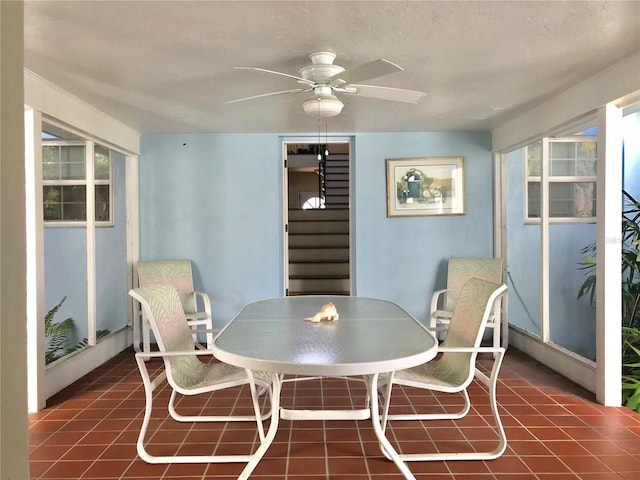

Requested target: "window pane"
[
  {"left": 576, "top": 141, "right": 597, "bottom": 176},
  {"left": 60, "top": 145, "right": 85, "bottom": 180},
  {"left": 61, "top": 185, "right": 87, "bottom": 221},
  {"left": 94, "top": 145, "right": 111, "bottom": 180},
  {"left": 43, "top": 185, "right": 87, "bottom": 221},
  {"left": 527, "top": 182, "right": 540, "bottom": 218},
  {"left": 42, "top": 146, "right": 60, "bottom": 180},
  {"left": 549, "top": 182, "right": 596, "bottom": 217},
  {"left": 95, "top": 185, "right": 110, "bottom": 221},
  {"left": 550, "top": 140, "right": 596, "bottom": 177},
  {"left": 61, "top": 162, "right": 86, "bottom": 180},
  {"left": 43, "top": 145, "right": 86, "bottom": 180},
  {"left": 528, "top": 181, "right": 595, "bottom": 219},
  {"left": 526, "top": 142, "right": 541, "bottom": 176},
  {"left": 550, "top": 143, "right": 574, "bottom": 176},
  {"left": 43, "top": 186, "right": 62, "bottom": 220}
]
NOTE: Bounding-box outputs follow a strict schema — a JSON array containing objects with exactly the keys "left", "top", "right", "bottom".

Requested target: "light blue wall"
[
  {"left": 44, "top": 229, "right": 88, "bottom": 344},
  {"left": 96, "top": 152, "right": 129, "bottom": 333},
  {"left": 549, "top": 224, "right": 597, "bottom": 358},
  {"left": 44, "top": 151, "right": 129, "bottom": 344},
  {"left": 139, "top": 134, "right": 284, "bottom": 327},
  {"left": 351, "top": 132, "right": 494, "bottom": 321},
  {"left": 505, "top": 148, "right": 542, "bottom": 336},
  {"left": 139, "top": 131, "right": 494, "bottom": 326}
]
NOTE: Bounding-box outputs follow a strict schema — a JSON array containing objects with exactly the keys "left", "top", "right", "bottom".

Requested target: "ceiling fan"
[{"left": 226, "top": 51, "right": 426, "bottom": 117}]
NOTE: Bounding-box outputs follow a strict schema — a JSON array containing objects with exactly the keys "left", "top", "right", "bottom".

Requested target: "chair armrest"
[
  {"left": 135, "top": 349, "right": 215, "bottom": 360},
  {"left": 429, "top": 289, "right": 447, "bottom": 327},
  {"left": 437, "top": 346, "right": 505, "bottom": 354},
  {"left": 189, "top": 328, "right": 220, "bottom": 334},
  {"left": 193, "top": 291, "right": 212, "bottom": 316}
]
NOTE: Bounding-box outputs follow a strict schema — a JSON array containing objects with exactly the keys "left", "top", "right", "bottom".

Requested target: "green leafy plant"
[
  {"left": 578, "top": 190, "right": 640, "bottom": 411},
  {"left": 75, "top": 329, "right": 111, "bottom": 349},
  {"left": 622, "top": 327, "right": 640, "bottom": 412},
  {"left": 45, "top": 296, "right": 111, "bottom": 365},
  {"left": 45, "top": 296, "right": 74, "bottom": 364}
]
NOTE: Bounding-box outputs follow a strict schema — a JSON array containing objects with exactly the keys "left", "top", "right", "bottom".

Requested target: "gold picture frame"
[{"left": 386, "top": 156, "right": 466, "bottom": 217}]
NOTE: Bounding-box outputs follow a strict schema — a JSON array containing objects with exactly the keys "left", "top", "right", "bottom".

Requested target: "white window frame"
[
  {"left": 42, "top": 139, "right": 113, "bottom": 227},
  {"left": 525, "top": 136, "right": 597, "bottom": 224}
]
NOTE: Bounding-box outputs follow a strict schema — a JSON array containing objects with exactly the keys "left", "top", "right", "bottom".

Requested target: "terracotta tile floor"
[{"left": 29, "top": 348, "right": 640, "bottom": 479}]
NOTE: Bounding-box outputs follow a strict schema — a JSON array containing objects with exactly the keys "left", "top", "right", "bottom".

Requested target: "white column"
[
  {"left": 126, "top": 154, "right": 140, "bottom": 327},
  {"left": 0, "top": 0, "right": 30, "bottom": 477},
  {"left": 541, "top": 139, "right": 550, "bottom": 342},
  {"left": 596, "top": 104, "right": 623, "bottom": 406},
  {"left": 25, "top": 108, "right": 46, "bottom": 411},
  {"left": 86, "top": 141, "right": 96, "bottom": 345}
]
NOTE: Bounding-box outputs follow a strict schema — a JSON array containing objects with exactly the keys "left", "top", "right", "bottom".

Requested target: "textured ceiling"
[{"left": 23, "top": 1, "right": 640, "bottom": 134}]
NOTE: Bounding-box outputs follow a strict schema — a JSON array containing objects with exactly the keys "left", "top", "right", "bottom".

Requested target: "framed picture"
[{"left": 386, "top": 156, "right": 466, "bottom": 217}]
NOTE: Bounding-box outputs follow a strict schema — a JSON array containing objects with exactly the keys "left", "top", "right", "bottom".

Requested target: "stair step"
[
  {"left": 289, "top": 248, "right": 349, "bottom": 262},
  {"left": 289, "top": 277, "right": 350, "bottom": 292},
  {"left": 325, "top": 188, "right": 349, "bottom": 196},
  {"left": 288, "top": 220, "right": 349, "bottom": 234},
  {"left": 288, "top": 291, "right": 350, "bottom": 296},
  {"left": 289, "top": 233, "right": 349, "bottom": 248},
  {"left": 290, "top": 266, "right": 349, "bottom": 277},
  {"left": 288, "top": 208, "right": 349, "bottom": 221}
]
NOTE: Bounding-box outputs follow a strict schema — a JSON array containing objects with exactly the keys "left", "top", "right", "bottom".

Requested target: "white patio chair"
[
  {"left": 379, "top": 277, "right": 509, "bottom": 461},
  {"left": 430, "top": 257, "right": 506, "bottom": 349},
  {"left": 129, "top": 284, "right": 272, "bottom": 464},
  {"left": 136, "top": 259, "right": 215, "bottom": 352}
]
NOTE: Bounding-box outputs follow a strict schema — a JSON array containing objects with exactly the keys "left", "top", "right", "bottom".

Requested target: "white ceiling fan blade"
[
  {"left": 329, "top": 59, "right": 403, "bottom": 85},
  {"left": 234, "top": 66, "right": 315, "bottom": 86},
  {"left": 225, "top": 88, "right": 310, "bottom": 104},
  {"left": 344, "top": 84, "right": 426, "bottom": 104}
]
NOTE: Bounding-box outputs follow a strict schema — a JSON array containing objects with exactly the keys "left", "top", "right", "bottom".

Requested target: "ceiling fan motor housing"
[{"left": 299, "top": 51, "right": 345, "bottom": 84}]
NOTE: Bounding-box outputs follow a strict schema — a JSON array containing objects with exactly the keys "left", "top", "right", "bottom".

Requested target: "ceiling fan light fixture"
[{"left": 303, "top": 95, "right": 344, "bottom": 117}]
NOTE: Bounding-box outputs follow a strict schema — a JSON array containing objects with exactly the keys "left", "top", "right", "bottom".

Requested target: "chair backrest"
[
  {"left": 129, "top": 284, "right": 203, "bottom": 388},
  {"left": 440, "top": 278, "right": 508, "bottom": 383},
  {"left": 137, "top": 260, "right": 198, "bottom": 314},
  {"left": 444, "top": 257, "right": 503, "bottom": 312}
]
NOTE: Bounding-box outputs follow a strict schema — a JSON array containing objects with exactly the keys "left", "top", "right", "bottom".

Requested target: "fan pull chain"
[
  {"left": 317, "top": 100, "right": 322, "bottom": 160},
  {"left": 325, "top": 120, "right": 329, "bottom": 157}
]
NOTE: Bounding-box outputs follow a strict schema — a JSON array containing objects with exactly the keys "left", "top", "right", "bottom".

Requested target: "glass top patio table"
[
  {"left": 213, "top": 295, "right": 437, "bottom": 377},
  {"left": 212, "top": 295, "right": 437, "bottom": 480}
]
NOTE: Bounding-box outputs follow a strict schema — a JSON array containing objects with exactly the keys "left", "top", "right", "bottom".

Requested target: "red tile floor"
[{"left": 29, "top": 348, "right": 640, "bottom": 479}]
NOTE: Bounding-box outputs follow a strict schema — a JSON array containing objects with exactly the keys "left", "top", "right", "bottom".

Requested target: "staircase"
[
  {"left": 288, "top": 154, "right": 350, "bottom": 296},
  {"left": 288, "top": 208, "right": 350, "bottom": 295}
]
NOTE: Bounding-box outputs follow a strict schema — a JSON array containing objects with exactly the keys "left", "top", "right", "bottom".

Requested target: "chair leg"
[
  {"left": 136, "top": 359, "right": 273, "bottom": 465},
  {"left": 386, "top": 388, "right": 471, "bottom": 421},
  {"left": 168, "top": 387, "right": 272, "bottom": 425},
  {"left": 135, "top": 356, "right": 168, "bottom": 463},
  {"left": 133, "top": 312, "right": 141, "bottom": 353},
  {"left": 389, "top": 352, "right": 507, "bottom": 462},
  {"left": 142, "top": 316, "right": 151, "bottom": 355}
]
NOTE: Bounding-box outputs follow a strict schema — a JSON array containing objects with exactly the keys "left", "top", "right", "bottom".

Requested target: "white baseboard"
[
  {"left": 509, "top": 326, "right": 596, "bottom": 394},
  {"left": 44, "top": 327, "right": 133, "bottom": 401}
]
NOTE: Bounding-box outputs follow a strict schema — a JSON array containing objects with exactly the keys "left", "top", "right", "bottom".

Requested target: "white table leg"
[
  {"left": 237, "top": 372, "right": 281, "bottom": 480},
  {"left": 368, "top": 373, "right": 416, "bottom": 480}
]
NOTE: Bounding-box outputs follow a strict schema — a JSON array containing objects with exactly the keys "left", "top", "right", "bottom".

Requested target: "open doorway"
[{"left": 284, "top": 141, "right": 351, "bottom": 295}]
